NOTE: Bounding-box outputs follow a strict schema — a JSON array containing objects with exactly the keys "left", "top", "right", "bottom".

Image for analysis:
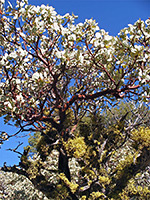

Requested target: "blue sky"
[{"left": 0, "top": 0, "right": 150, "bottom": 166}]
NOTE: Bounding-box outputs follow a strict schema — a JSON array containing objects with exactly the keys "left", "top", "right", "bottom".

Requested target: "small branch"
[
  {"left": 6, "top": 142, "right": 23, "bottom": 156},
  {"left": 62, "top": 88, "right": 121, "bottom": 112},
  {"left": 85, "top": 40, "right": 116, "bottom": 85},
  {"left": 1, "top": 165, "right": 28, "bottom": 177}
]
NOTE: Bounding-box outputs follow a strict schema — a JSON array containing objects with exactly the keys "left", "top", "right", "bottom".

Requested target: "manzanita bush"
[{"left": 0, "top": 0, "right": 150, "bottom": 199}]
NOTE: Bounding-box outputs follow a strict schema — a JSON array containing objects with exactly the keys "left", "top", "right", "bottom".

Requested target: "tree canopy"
[{"left": 0, "top": 0, "right": 150, "bottom": 199}]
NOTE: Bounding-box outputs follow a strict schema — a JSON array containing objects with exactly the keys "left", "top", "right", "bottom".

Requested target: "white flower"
[
  {"left": 52, "top": 22, "right": 60, "bottom": 31},
  {"left": 131, "top": 47, "right": 137, "bottom": 54},
  {"left": 79, "top": 54, "right": 84, "bottom": 64},
  {"left": 145, "top": 19, "right": 150, "bottom": 26},
  {"left": 32, "top": 72, "right": 44, "bottom": 80},
  {"left": 104, "top": 35, "right": 112, "bottom": 41},
  {"left": 41, "top": 4, "right": 46, "bottom": 10},
  {"left": 78, "top": 23, "right": 83, "bottom": 27},
  {"left": 122, "top": 40, "right": 128, "bottom": 46},
  {"left": 32, "top": 5, "right": 40, "bottom": 13},
  {"left": 16, "top": 94, "right": 24, "bottom": 102},
  {"left": 18, "top": 47, "right": 27, "bottom": 57},
  {"left": 0, "top": 0, "right": 5, "bottom": 4},
  {"left": 128, "top": 24, "right": 135, "bottom": 32},
  {"left": 145, "top": 75, "right": 150, "bottom": 81},
  {"left": 0, "top": 58, "right": 5, "bottom": 66},
  {"left": 144, "top": 54, "right": 149, "bottom": 59},
  {"left": 39, "top": 73, "right": 44, "bottom": 80},
  {"left": 13, "top": 13, "right": 19, "bottom": 20},
  {"left": 134, "top": 45, "right": 143, "bottom": 51},
  {"left": 61, "top": 27, "right": 69, "bottom": 35},
  {"left": 95, "top": 32, "right": 102, "bottom": 39},
  {"left": 85, "top": 19, "right": 93, "bottom": 24},
  {"left": 96, "top": 26, "right": 100, "bottom": 31},
  {"left": 3, "top": 53, "right": 8, "bottom": 60},
  {"left": 9, "top": 52, "right": 18, "bottom": 59},
  {"left": 63, "top": 13, "right": 70, "bottom": 18},
  {"left": 20, "top": 8, "right": 25, "bottom": 13},
  {"left": 32, "top": 72, "right": 40, "bottom": 80},
  {"left": 19, "top": 0, "right": 26, "bottom": 7},
  {"left": 4, "top": 101, "right": 12, "bottom": 109},
  {"left": 116, "top": 61, "right": 121, "bottom": 65},
  {"left": 55, "top": 51, "right": 62, "bottom": 59},
  {"left": 68, "top": 34, "right": 76, "bottom": 41},
  {"left": 15, "top": 79, "right": 21, "bottom": 84},
  {"left": 0, "top": 82, "right": 4, "bottom": 87},
  {"left": 131, "top": 45, "right": 143, "bottom": 54},
  {"left": 107, "top": 57, "right": 112, "bottom": 62}
]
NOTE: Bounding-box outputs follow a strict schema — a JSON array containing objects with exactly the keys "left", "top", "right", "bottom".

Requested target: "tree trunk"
[{"left": 58, "top": 147, "right": 71, "bottom": 181}]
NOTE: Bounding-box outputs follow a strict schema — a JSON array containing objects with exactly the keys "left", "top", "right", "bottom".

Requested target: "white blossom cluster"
[{"left": 0, "top": 1, "right": 149, "bottom": 125}]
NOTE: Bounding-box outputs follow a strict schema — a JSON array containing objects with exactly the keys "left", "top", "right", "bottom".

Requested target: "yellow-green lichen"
[
  {"left": 131, "top": 127, "right": 150, "bottom": 149},
  {"left": 115, "top": 152, "right": 139, "bottom": 179},
  {"left": 54, "top": 184, "right": 69, "bottom": 200},
  {"left": 119, "top": 178, "right": 150, "bottom": 200},
  {"left": 89, "top": 191, "right": 105, "bottom": 200},
  {"left": 59, "top": 173, "right": 78, "bottom": 194},
  {"left": 99, "top": 175, "right": 111, "bottom": 186},
  {"left": 80, "top": 195, "right": 87, "bottom": 200},
  {"left": 64, "top": 136, "right": 87, "bottom": 159}
]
